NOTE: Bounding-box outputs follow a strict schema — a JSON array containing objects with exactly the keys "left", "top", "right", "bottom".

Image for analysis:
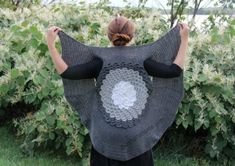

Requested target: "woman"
[{"left": 46, "top": 16, "right": 189, "bottom": 166}]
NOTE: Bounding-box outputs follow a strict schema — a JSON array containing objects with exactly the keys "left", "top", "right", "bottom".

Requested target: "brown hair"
[{"left": 107, "top": 15, "right": 135, "bottom": 46}]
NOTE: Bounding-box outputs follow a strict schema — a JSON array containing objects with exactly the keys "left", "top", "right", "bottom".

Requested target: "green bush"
[
  {"left": 176, "top": 22, "right": 235, "bottom": 158},
  {"left": 13, "top": 99, "right": 89, "bottom": 158},
  {"left": 0, "top": 3, "right": 234, "bottom": 162}
]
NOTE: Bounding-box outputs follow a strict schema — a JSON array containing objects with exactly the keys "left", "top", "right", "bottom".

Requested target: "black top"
[{"left": 60, "top": 57, "right": 183, "bottom": 80}]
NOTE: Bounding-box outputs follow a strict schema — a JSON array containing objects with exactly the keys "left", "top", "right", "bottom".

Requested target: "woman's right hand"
[
  {"left": 178, "top": 23, "right": 189, "bottom": 42},
  {"left": 46, "top": 26, "right": 62, "bottom": 48}
]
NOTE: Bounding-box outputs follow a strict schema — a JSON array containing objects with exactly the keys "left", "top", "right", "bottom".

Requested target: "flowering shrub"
[{"left": 176, "top": 25, "right": 235, "bottom": 158}]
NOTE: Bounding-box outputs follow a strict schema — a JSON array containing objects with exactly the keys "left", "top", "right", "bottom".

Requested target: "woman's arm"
[
  {"left": 172, "top": 23, "right": 189, "bottom": 70},
  {"left": 46, "top": 26, "right": 68, "bottom": 75},
  {"left": 46, "top": 26, "right": 103, "bottom": 80},
  {"left": 144, "top": 23, "right": 189, "bottom": 78},
  {"left": 59, "top": 57, "right": 103, "bottom": 80},
  {"left": 144, "top": 59, "right": 183, "bottom": 78}
]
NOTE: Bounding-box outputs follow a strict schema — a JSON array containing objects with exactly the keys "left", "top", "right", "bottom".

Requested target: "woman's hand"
[
  {"left": 173, "top": 23, "right": 189, "bottom": 70},
  {"left": 46, "top": 26, "right": 62, "bottom": 48},
  {"left": 46, "top": 26, "right": 68, "bottom": 74},
  {"left": 178, "top": 23, "right": 189, "bottom": 42}
]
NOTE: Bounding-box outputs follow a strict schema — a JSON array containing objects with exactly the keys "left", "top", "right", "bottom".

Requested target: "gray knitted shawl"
[{"left": 57, "top": 25, "right": 184, "bottom": 161}]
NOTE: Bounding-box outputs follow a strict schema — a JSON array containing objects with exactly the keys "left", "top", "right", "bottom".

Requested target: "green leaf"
[
  {"left": 24, "top": 94, "right": 36, "bottom": 104},
  {"left": 198, "top": 73, "right": 207, "bottom": 82},
  {"left": 210, "top": 126, "right": 219, "bottom": 136},
  {"left": 66, "top": 146, "right": 74, "bottom": 155},
  {"left": 11, "top": 68, "right": 19, "bottom": 78},
  {"left": 56, "top": 107, "right": 64, "bottom": 116},
  {"left": 46, "top": 115, "right": 56, "bottom": 126},
  {"left": 30, "top": 38, "right": 39, "bottom": 48},
  {"left": 66, "top": 125, "right": 73, "bottom": 134},
  {"left": 56, "top": 119, "right": 65, "bottom": 129},
  {"left": 231, "top": 19, "right": 235, "bottom": 25},
  {"left": 215, "top": 135, "right": 227, "bottom": 151},
  {"left": 39, "top": 69, "right": 48, "bottom": 78},
  {"left": 16, "top": 76, "right": 25, "bottom": 86},
  {"left": 79, "top": 126, "right": 89, "bottom": 136},
  {"left": 49, "top": 133, "right": 55, "bottom": 140},
  {"left": 203, "top": 118, "right": 210, "bottom": 128},
  {"left": 21, "top": 20, "right": 29, "bottom": 27},
  {"left": 33, "top": 75, "right": 44, "bottom": 85},
  {"left": 194, "top": 118, "right": 203, "bottom": 131},
  {"left": 42, "top": 88, "right": 50, "bottom": 97},
  {"left": 19, "top": 30, "right": 30, "bottom": 37},
  {"left": 38, "top": 43, "right": 48, "bottom": 54},
  {"left": 65, "top": 137, "right": 72, "bottom": 147},
  {"left": 30, "top": 26, "right": 42, "bottom": 40},
  {"left": 11, "top": 25, "right": 21, "bottom": 33},
  {"left": 56, "top": 88, "right": 64, "bottom": 95},
  {"left": 0, "top": 84, "right": 10, "bottom": 95},
  {"left": 182, "top": 117, "right": 189, "bottom": 128},
  {"left": 36, "top": 111, "right": 46, "bottom": 121}
]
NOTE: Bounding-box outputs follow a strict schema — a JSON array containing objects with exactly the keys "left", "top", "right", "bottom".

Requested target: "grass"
[
  {"left": 0, "top": 124, "right": 87, "bottom": 166},
  {"left": 154, "top": 152, "right": 216, "bottom": 166},
  {"left": 0, "top": 124, "right": 230, "bottom": 166}
]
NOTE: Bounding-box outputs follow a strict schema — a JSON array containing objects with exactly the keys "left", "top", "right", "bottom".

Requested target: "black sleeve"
[
  {"left": 59, "top": 57, "right": 103, "bottom": 80},
  {"left": 144, "top": 58, "right": 183, "bottom": 78}
]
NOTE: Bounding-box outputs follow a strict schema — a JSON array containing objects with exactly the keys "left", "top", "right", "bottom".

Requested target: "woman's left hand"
[{"left": 178, "top": 23, "right": 189, "bottom": 41}]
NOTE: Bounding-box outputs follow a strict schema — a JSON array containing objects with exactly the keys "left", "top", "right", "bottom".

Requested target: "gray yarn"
[{"left": 57, "top": 25, "right": 184, "bottom": 161}]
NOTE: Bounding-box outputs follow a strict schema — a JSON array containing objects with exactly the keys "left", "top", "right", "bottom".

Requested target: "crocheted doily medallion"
[{"left": 96, "top": 62, "right": 153, "bottom": 128}]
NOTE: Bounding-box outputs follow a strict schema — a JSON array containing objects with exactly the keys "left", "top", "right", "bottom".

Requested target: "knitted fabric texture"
[{"left": 57, "top": 25, "right": 184, "bottom": 161}]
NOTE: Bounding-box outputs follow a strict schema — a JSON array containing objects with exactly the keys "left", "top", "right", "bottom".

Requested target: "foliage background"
[{"left": 0, "top": 1, "right": 234, "bottom": 165}]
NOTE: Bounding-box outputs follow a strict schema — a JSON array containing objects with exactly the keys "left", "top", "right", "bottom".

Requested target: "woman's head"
[{"left": 107, "top": 15, "right": 135, "bottom": 46}]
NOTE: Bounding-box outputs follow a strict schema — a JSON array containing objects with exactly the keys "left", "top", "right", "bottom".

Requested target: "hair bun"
[{"left": 111, "top": 33, "right": 131, "bottom": 42}]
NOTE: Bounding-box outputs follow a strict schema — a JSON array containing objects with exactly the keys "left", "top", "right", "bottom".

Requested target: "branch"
[
  {"left": 156, "top": 0, "right": 168, "bottom": 15},
  {"left": 171, "top": 0, "right": 185, "bottom": 27},
  {"left": 170, "top": 0, "right": 175, "bottom": 27},
  {"left": 192, "top": 0, "right": 203, "bottom": 20},
  {"left": 48, "top": 0, "right": 56, "bottom": 5}
]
